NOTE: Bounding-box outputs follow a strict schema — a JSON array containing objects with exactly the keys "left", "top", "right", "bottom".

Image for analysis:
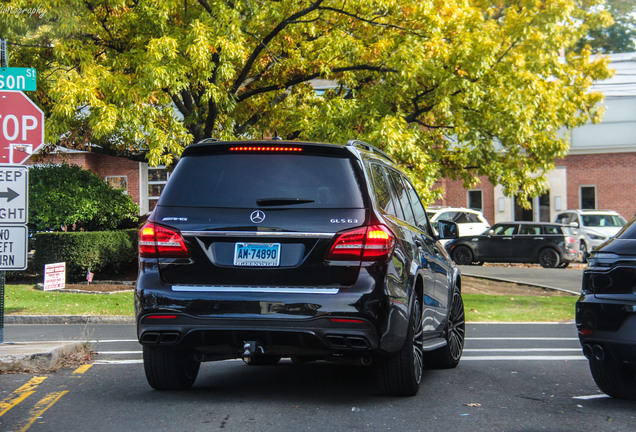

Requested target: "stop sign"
[{"left": 0, "top": 91, "right": 44, "bottom": 164}]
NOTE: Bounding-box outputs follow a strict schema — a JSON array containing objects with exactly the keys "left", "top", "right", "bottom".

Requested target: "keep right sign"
[{"left": 0, "top": 165, "right": 27, "bottom": 224}]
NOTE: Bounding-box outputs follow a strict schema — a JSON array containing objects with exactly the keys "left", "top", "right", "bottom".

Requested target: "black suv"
[
  {"left": 576, "top": 216, "right": 636, "bottom": 400},
  {"left": 136, "top": 139, "right": 464, "bottom": 396}
]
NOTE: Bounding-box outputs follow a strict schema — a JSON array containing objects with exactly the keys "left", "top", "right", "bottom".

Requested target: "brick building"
[
  {"left": 24, "top": 148, "right": 166, "bottom": 215},
  {"left": 433, "top": 52, "right": 636, "bottom": 225}
]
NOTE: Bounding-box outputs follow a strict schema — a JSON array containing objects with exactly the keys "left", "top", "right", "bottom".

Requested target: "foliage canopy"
[
  {"left": 575, "top": 0, "right": 636, "bottom": 53},
  {"left": 28, "top": 163, "right": 140, "bottom": 232},
  {"left": 3, "top": 0, "right": 615, "bottom": 201}
]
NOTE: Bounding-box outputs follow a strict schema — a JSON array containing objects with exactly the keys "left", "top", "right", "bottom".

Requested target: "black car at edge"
[
  {"left": 576, "top": 216, "right": 636, "bottom": 400},
  {"left": 446, "top": 222, "right": 578, "bottom": 268},
  {"left": 135, "top": 139, "right": 464, "bottom": 396}
]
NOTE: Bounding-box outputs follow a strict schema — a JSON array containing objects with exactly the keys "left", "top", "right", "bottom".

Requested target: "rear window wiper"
[{"left": 256, "top": 198, "right": 315, "bottom": 206}]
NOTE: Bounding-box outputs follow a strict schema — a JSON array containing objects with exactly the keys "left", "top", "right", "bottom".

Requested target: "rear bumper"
[
  {"left": 576, "top": 294, "right": 636, "bottom": 362},
  {"left": 137, "top": 312, "right": 379, "bottom": 358},
  {"left": 562, "top": 249, "right": 578, "bottom": 262},
  {"left": 135, "top": 268, "right": 390, "bottom": 358}
]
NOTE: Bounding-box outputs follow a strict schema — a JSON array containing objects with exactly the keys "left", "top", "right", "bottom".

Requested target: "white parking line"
[
  {"left": 468, "top": 337, "right": 579, "bottom": 341},
  {"left": 464, "top": 348, "right": 581, "bottom": 353},
  {"left": 461, "top": 355, "right": 586, "bottom": 361},
  {"left": 572, "top": 394, "right": 609, "bottom": 400}
]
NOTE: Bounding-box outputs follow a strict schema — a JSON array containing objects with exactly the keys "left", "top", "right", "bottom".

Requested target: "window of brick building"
[
  {"left": 468, "top": 189, "right": 483, "bottom": 212},
  {"left": 148, "top": 167, "right": 170, "bottom": 212},
  {"left": 580, "top": 186, "right": 596, "bottom": 209},
  {"left": 105, "top": 176, "right": 127, "bottom": 193}
]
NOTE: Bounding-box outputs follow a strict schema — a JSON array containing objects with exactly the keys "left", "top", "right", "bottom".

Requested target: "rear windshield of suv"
[{"left": 158, "top": 153, "right": 364, "bottom": 208}]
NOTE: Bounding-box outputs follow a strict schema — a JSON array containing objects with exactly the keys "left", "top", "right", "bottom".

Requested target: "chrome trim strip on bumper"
[
  {"left": 171, "top": 285, "right": 340, "bottom": 294},
  {"left": 181, "top": 231, "right": 335, "bottom": 238}
]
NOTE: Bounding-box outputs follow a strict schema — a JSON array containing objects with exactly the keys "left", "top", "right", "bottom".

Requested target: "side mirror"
[
  {"left": 437, "top": 220, "right": 458, "bottom": 240},
  {"left": 569, "top": 222, "right": 579, "bottom": 228}
]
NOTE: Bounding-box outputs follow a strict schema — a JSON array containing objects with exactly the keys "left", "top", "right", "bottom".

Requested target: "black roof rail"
[{"left": 346, "top": 139, "right": 394, "bottom": 163}]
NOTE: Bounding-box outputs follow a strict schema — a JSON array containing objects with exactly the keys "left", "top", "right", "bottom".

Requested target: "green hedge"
[{"left": 33, "top": 229, "right": 138, "bottom": 282}]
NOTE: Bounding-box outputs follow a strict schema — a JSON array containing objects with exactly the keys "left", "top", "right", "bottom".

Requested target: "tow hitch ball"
[{"left": 242, "top": 341, "right": 263, "bottom": 363}]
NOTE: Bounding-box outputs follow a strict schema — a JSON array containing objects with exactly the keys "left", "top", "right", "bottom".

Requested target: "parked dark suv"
[
  {"left": 576, "top": 216, "right": 636, "bottom": 400},
  {"left": 135, "top": 139, "right": 464, "bottom": 396},
  {"left": 446, "top": 222, "right": 578, "bottom": 268}
]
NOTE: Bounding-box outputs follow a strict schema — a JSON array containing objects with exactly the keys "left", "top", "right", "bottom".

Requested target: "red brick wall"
[
  {"left": 430, "top": 153, "right": 636, "bottom": 224},
  {"left": 555, "top": 153, "right": 636, "bottom": 221},
  {"left": 432, "top": 177, "right": 496, "bottom": 224},
  {"left": 25, "top": 152, "right": 142, "bottom": 207}
]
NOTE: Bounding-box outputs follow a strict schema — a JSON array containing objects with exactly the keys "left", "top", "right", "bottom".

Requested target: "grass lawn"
[
  {"left": 4, "top": 285, "right": 134, "bottom": 316},
  {"left": 3, "top": 284, "right": 579, "bottom": 322},
  {"left": 463, "top": 293, "right": 578, "bottom": 322}
]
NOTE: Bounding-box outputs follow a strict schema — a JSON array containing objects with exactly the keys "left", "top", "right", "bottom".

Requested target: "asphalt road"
[
  {"left": 1, "top": 323, "right": 634, "bottom": 432},
  {"left": 459, "top": 264, "right": 584, "bottom": 294}
]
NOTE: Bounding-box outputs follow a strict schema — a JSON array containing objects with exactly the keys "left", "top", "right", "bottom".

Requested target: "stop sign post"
[
  {"left": 0, "top": 91, "right": 44, "bottom": 164},
  {"left": 0, "top": 90, "right": 41, "bottom": 343}
]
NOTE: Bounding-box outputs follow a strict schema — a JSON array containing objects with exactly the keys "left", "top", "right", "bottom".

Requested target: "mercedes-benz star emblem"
[{"left": 250, "top": 210, "right": 266, "bottom": 224}]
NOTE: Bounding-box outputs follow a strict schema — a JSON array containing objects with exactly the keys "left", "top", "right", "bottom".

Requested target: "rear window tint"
[
  {"left": 159, "top": 154, "right": 364, "bottom": 208},
  {"left": 543, "top": 225, "right": 564, "bottom": 235}
]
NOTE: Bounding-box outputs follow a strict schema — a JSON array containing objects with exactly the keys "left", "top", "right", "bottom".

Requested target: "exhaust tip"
[{"left": 592, "top": 344, "right": 605, "bottom": 361}]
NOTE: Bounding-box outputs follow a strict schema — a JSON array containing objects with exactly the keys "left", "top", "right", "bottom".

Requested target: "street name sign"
[
  {"left": 0, "top": 91, "right": 44, "bottom": 164},
  {"left": 0, "top": 68, "right": 37, "bottom": 91}
]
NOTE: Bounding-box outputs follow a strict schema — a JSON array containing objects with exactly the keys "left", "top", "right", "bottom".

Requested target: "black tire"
[
  {"left": 376, "top": 296, "right": 424, "bottom": 396},
  {"left": 588, "top": 357, "right": 636, "bottom": 400},
  {"left": 143, "top": 346, "right": 200, "bottom": 390},
  {"left": 538, "top": 248, "right": 560, "bottom": 268},
  {"left": 580, "top": 242, "right": 588, "bottom": 261},
  {"left": 244, "top": 355, "right": 282, "bottom": 366},
  {"left": 426, "top": 289, "right": 465, "bottom": 369},
  {"left": 452, "top": 246, "right": 473, "bottom": 266}
]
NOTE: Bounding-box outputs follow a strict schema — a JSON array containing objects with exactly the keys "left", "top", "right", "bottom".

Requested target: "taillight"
[
  {"left": 139, "top": 222, "right": 190, "bottom": 258},
  {"left": 565, "top": 236, "right": 577, "bottom": 252},
  {"left": 326, "top": 225, "right": 395, "bottom": 261}
]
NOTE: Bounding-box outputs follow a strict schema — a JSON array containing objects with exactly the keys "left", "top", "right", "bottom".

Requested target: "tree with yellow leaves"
[{"left": 1, "top": 0, "right": 613, "bottom": 202}]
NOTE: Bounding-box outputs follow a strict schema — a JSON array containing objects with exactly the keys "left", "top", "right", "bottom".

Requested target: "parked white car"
[
  {"left": 554, "top": 209, "right": 627, "bottom": 257},
  {"left": 427, "top": 207, "right": 490, "bottom": 237}
]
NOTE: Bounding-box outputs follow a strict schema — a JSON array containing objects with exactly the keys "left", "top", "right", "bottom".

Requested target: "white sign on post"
[
  {"left": 44, "top": 262, "right": 66, "bottom": 291},
  {"left": 0, "top": 165, "right": 28, "bottom": 224},
  {"left": 0, "top": 225, "right": 27, "bottom": 270},
  {"left": 0, "top": 164, "right": 28, "bottom": 271}
]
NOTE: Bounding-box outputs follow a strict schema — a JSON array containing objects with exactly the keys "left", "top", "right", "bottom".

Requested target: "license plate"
[{"left": 233, "top": 243, "right": 281, "bottom": 267}]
